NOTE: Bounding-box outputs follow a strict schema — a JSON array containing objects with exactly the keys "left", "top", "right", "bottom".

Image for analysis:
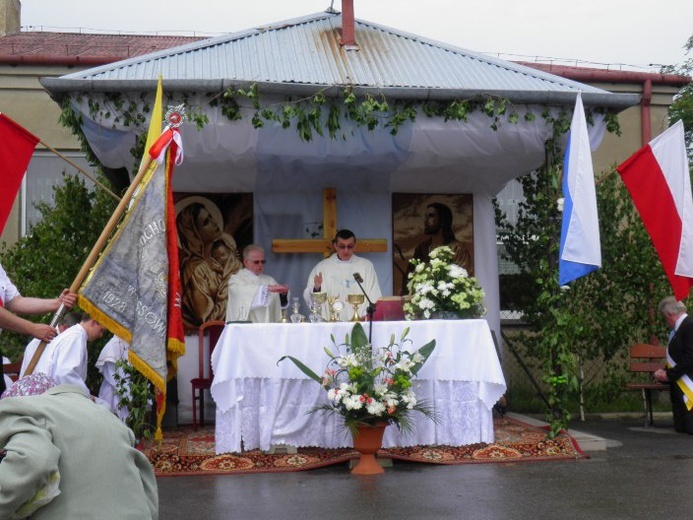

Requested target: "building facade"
[{"left": 0, "top": 0, "right": 689, "bottom": 249}]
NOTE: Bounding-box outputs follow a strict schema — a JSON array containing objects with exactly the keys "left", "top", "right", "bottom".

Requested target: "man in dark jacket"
[{"left": 654, "top": 296, "right": 693, "bottom": 434}]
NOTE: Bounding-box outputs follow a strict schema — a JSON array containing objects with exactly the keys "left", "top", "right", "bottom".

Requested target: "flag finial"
[{"left": 165, "top": 105, "right": 186, "bottom": 128}]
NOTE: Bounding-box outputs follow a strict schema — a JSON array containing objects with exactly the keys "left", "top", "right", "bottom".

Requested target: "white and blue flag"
[{"left": 558, "top": 93, "right": 601, "bottom": 285}]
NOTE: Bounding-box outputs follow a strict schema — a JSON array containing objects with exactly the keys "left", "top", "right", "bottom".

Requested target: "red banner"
[
  {"left": 163, "top": 132, "right": 185, "bottom": 432},
  {"left": 0, "top": 114, "right": 40, "bottom": 235},
  {"left": 617, "top": 121, "right": 693, "bottom": 300}
]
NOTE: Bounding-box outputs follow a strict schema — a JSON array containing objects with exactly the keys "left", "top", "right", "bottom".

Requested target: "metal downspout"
[{"left": 641, "top": 78, "right": 652, "bottom": 145}]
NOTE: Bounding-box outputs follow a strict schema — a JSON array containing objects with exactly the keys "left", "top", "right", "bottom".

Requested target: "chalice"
[
  {"left": 311, "top": 291, "right": 328, "bottom": 322},
  {"left": 347, "top": 293, "right": 365, "bottom": 322}
]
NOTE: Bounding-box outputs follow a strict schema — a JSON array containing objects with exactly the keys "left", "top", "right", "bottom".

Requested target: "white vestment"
[
  {"left": 20, "top": 324, "right": 90, "bottom": 396},
  {"left": 226, "top": 268, "right": 284, "bottom": 323},
  {"left": 0, "top": 263, "right": 20, "bottom": 338},
  {"left": 0, "top": 265, "right": 20, "bottom": 389},
  {"left": 96, "top": 336, "right": 131, "bottom": 421},
  {"left": 303, "top": 254, "right": 382, "bottom": 321},
  {"left": 2, "top": 356, "right": 12, "bottom": 389},
  {"left": 0, "top": 263, "right": 19, "bottom": 309}
]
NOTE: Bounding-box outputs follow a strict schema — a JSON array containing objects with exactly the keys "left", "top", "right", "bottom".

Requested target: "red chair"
[
  {"left": 191, "top": 320, "right": 225, "bottom": 431},
  {"left": 2, "top": 358, "right": 23, "bottom": 383}
]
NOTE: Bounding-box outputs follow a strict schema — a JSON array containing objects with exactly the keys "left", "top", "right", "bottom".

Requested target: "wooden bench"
[{"left": 626, "top": 343, "right": 669, "bottom": 426}]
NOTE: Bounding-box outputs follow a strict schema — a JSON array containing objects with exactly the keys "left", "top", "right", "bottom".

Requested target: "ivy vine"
[
  {"left": 59, "top": 83, "right": 620, "bottom": 164},
  {"left": 207, "top": 85, "right": 544, "bottom": 139}
]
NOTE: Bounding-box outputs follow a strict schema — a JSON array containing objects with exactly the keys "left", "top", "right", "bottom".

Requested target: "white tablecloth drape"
[{"left": 211, "top": 320, "right": 506, "bottom": 454}]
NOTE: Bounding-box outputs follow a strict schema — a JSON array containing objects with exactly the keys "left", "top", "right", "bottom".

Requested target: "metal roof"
[{"left": 42, "top": 11, "right": 639, "bottom": 109}]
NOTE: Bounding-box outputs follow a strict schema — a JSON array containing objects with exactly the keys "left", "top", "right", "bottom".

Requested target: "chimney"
[
  {"left": 340, "top": 0, "right": 357, "bottom": 48},
  {"left": 0, "top": 0, "right": 20, "bottom": 36}
]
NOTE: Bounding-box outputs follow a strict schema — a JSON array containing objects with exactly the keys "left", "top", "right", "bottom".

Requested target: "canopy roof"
[
  {"left": 40, "top": 9, "right": 639, "bottom": 196},
  {"left": 42, "top": 10, "right": 638, "bottom": 109}
]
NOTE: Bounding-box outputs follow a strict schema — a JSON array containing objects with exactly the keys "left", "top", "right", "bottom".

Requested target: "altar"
[{"left": 211, "top": 319, "right": 506, "bottom": 454}]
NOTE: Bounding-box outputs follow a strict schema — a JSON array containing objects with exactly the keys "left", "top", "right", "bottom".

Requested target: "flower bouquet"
[
  {"left": 278, "top": 322, "right": 438, "bottom": 435},
  {"left": 403, "top": 245, "right": 485, "bottom": 320}
]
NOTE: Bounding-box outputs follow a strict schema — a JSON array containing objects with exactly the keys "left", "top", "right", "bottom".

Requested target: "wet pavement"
[{"left": 157, "top": 414, "right": 692, "bottom": 520}]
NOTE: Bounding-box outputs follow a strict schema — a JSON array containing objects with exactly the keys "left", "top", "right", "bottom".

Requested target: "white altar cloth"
[{"left": 211, "top": 320, "right": 506, "bottom": 454}]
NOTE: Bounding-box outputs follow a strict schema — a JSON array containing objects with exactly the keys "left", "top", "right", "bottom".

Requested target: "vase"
[
  {"left": 351, "top": 423, "right": 387, "bottom": 475},
  {"left": 431, "top": 310, "right": 462, "bottom": 320}
]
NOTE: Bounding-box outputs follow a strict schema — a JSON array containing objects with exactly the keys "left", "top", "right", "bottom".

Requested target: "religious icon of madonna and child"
[{"left": 175, "top": 194, "right": 252, "bottom": 328}]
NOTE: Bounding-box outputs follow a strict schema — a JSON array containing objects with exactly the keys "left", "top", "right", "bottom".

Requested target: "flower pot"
[
  {"left": 431, "top": 310, "right": 462, "bottom": 320},
  {"left": 351, "top": 423, "right": 387, "bottom": 475}
]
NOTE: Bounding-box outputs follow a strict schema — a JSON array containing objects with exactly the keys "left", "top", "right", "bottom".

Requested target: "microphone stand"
[{"left": 353, "top": 275, "right": 377, "bottom": 343}]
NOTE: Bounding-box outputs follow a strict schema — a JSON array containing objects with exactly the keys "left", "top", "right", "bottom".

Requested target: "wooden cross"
[{"left": 271, "top": 188, "right": 388, "bottom": 257}]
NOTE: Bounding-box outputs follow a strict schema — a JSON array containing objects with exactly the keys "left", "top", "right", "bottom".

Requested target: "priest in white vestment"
[
  {"left": 303, "top": 229, "right": 382, "bottom": 321},
  {"left": 226, "top": 244, "right": 290, "bottom": 323}
]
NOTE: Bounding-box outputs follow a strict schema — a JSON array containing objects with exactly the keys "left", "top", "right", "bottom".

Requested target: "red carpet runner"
[{"left": 144, "top": 416, "right": 586, "bottom": 476}]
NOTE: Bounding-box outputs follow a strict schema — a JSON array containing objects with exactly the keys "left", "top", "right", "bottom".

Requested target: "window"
[
  {"left": 495, "top": 179, "right": 527, "bottom": 324},
  {"left": 22, "top": 152, "right": 97, "bottom": 235}
]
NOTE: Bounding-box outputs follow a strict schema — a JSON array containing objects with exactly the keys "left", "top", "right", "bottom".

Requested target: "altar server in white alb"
[
  {"left": 20, "top": 313, "right": 105, "bottom": 397},
  {"left": 226, "top": 244, "right": 290, "bottom": 323},
  {"left": 304, "top": 229, "right": 382, "bottom": 321},
  {"left": 20, "top": 311, "right": 83, "bottom": 378},
  {"left": 96, "top": 334, "right": 131, "bottom": 421}
]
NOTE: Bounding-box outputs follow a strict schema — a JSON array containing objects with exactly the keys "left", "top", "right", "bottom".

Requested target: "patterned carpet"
[{"left": 143, "top": 416, "right": 586, "bottom": 476}]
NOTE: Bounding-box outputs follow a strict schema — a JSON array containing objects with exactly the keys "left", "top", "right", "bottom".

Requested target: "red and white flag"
[
  {"left": 0, "top": 114, "right": 40, "bottom": 235},
  {"left": 617, "top": 120, "right": 693, "bottom": 300}
]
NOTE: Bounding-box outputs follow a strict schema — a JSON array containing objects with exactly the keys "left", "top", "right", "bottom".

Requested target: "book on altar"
[{"left": 372, "top": 296, "right": 405, "bottom": 321}]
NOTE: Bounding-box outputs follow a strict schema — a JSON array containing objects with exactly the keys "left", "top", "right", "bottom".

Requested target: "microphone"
[
  {"left": 353, "top": 272, "right": 377, "bottom": 341},
  {"left": 353, "top": 272, "right": 376, "bottom": 311}
]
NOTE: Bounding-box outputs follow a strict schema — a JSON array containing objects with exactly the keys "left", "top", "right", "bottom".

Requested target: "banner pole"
[{"left": 38, "top": 140, "right": 121, "bottom": 202}]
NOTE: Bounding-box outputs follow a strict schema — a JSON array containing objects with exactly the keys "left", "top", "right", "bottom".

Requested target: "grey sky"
[{"left": 20, "top": 0, "right": 693, "bottom": 71}]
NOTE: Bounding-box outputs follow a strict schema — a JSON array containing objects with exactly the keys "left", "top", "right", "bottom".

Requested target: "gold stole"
[{"left": 666, "top": 350, "right": 693, "bottom": 411}]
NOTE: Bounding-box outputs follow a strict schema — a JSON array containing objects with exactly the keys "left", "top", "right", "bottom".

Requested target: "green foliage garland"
[{"left": 58, "top": 83, "right": 619, "bottom": 160}]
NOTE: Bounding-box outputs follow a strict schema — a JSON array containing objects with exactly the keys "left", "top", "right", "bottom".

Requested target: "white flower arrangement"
[
  {"left": 279, "top": 323, "right": 438, "bottom": 434},
  {"left": 404, "top": 245, "right": 486, "bottom": 320}
]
